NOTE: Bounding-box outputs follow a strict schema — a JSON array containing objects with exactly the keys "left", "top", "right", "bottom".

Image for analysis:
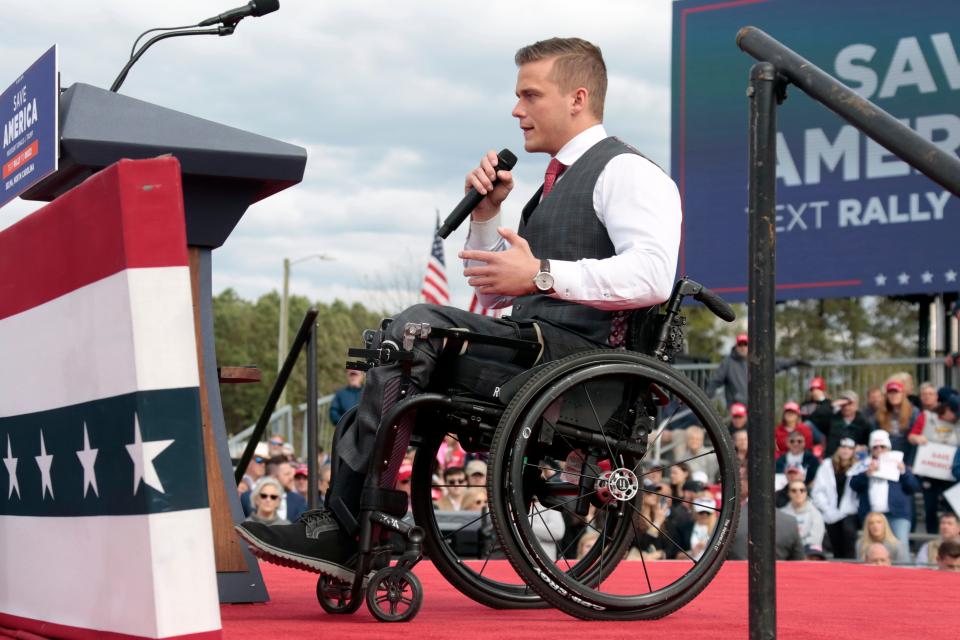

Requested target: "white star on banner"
[
  {"left": 898, "top": 272, "right": 910, "bottom": 285},
  {"left": 126, "top": 414, "right": 174, "bottom": 495},
  {"left": 947, "top": 270, "right": 958, "bottom": 283},
  {"left": 3, "top": 435, "right": 19, "bottom": 500},
  {"left": 76, "top": 422, "right": 99, "bottom": 498},
  {"left": 36, "top": 431, "right": 54, "bottom": 500},
  {"left": 921, "top": 271, "right": 934, "bottom": 284},
  {"left": 874, "top": 273, "right": 887, "bottom": 286}
]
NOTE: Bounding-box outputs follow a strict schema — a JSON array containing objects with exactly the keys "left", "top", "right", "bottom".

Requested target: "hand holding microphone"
[{"left": 437, "top": 148, "right": 517, "bottom": 238}]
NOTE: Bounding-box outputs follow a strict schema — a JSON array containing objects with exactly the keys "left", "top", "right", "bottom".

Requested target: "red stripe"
[
  {"left": 426, "top": 261, "right": 447, "bottom": 283},
  {"left": 712, "top": 279, "right": 863, "bottom": 293},
  {"left": 0, "top": 158, "right": 188, "bottom": 321},
  {"left": 0, "top": 612, "right": 220, "bottom": 640}
]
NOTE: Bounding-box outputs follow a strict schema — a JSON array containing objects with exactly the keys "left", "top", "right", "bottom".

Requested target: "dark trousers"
[
  {"left": 921, "top": 477, "right": 951, "bottom": 533},
  {"left": 825, "top": 514, "right": 859, "bottom": 559},
  {"left": 328, "top": 303, "right": 599, "bottom": 518}
]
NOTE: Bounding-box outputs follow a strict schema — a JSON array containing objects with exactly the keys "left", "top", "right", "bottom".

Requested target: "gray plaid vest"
[{"left": 511, "top": 136, "right": 643, "bottom": 345}]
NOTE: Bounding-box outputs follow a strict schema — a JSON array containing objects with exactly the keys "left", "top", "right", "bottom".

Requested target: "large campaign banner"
[
  {"left": 672, "top": 0, "right": 959, "bottom": 301},
  {"left": 0, "top": 158, "right": 221, "bottom": 639}
]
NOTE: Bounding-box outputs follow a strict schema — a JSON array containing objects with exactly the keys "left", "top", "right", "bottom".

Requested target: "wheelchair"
[{"left": 316, "top": 277, "right": 740, "bottom": 622}]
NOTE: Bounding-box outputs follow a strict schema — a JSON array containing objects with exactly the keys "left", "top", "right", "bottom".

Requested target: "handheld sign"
[{"left": 1, "top": 45, "right": 58, "bottom": 209}]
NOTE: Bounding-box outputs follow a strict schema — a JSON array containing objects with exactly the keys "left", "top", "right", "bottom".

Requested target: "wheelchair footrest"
[{"left": 361, "top": 487, "right": 410, "bottom": 519}]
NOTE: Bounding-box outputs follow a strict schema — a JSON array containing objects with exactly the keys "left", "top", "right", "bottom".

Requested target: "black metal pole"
[
  {"left": 306, "top": 319, "right": 319, "bottom": 510},
  {"left": 737, "top": 27, "right": 960, "bottom": 198},
  {"left": 747, "top": 61, "right": 778, "bottom": 640},
  {"left": 234, "top": 308, "right": 319, "bottom": 485}
]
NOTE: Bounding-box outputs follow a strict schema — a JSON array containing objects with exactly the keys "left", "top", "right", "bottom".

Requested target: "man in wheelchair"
[{"left": 237, "top": 36, "right": 682, "bottom": 584}]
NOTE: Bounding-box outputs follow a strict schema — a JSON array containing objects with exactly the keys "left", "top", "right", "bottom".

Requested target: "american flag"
[
  {"left": 421, "top": 218, "right": 450, "bottom": 306},
  {"left": 469, "top": 291, "right": 503, "bottom": 318}
]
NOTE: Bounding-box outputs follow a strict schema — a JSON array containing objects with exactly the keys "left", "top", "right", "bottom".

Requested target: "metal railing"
[
  {"left": 675, "top": 356, "right": 949, "bottom": 408},
  {"left": 227, "top": 394, "right": 337, "bottom": 460}
]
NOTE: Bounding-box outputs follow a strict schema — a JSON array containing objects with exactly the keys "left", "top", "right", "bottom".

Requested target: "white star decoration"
[
  {"left": 921, "top": 271, "right": 934, "bottom": 284},
  {"left": 947, "top": 270, "right": 958, "bottom": 283},
  {"left": 76, "top": 422, "right": 99, "bottom": 498},
  {"left": 3, "top": 435, "right": 19, "bottom": 500},
  {"left": 897, "top": 272, "right": 910, "bottom": 285},
  {"left": 126, "top": 414, "right": 174, "bottom": 495},
  {"left": 874, "top": 273, "right": 887, "bottom": 286},
  {"left": 35, "top": 430, "right": 54, "bottom": 500}
]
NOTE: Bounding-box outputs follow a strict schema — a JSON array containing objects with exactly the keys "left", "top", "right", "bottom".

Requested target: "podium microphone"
[
  {"left": 437, "top": 149, "right": 518, "bottom": 239},
  {"left": 198, "top": 0, "right": 281, "bottom": 27},
  {"left": 110, "top": 1, "right": 281, "bottom": 93}
]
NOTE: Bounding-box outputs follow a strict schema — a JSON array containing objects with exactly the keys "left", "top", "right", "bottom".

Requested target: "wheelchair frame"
[{"left": 316, "top": 277, "right": 737, "bottom": 622}]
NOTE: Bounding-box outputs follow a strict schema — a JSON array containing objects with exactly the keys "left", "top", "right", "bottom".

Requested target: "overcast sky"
[{"left": 1, "top": 1, "right": 674, "bottom": 310}]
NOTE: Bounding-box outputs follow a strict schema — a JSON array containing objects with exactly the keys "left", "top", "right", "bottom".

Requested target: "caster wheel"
[
  {"left": 365, "top": 567, "right": 423, "bottom": 622},
  {"left": 317, "top": 574, "right": 362, "bottom": 614}
]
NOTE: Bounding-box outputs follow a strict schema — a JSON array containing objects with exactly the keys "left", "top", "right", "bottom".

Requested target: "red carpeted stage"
[{"left": 221, "top": 560, "right": 956, "bottom": 639}]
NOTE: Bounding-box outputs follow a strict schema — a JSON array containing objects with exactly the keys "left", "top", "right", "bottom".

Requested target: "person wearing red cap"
[
  {"left": 799, "top": 376, "right": 832, "bottom": 423},
  {"left": 726, "top": 402, "right": 748, "bottom": 435},
  {"left": 774, "top": 401, "right": 814, "bottom": 455},
  {"left": 873, "top": 378, "right": 920, "bottom": 456},
  {"left": 808, "top": 389, "right": 873, "bottom": 458}
]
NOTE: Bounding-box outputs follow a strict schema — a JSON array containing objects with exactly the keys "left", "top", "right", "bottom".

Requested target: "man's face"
[
  {"left": 940, "top": 516, "right": 960, "bottom": 540},
  {"left": 734, "top": 430, "right": 748, "bottom": 453},
  {"left": 275, "top": 463, "right": 295, "bottom": 491},
  {"left": 468, "top": 470, "right": 486, "bottom": 487},
  {"left": 686, "top": 428, "right": 704, "bottom": 451},
  {"left": 268, "top": 437, "right": 284, "bottom": 457},
  {"left": 347, "top": 370, "right": 363, "bottom": 388},
  {"left": 293, "top": 474, "right": 308, "bottom": 495},
  {"left": 735, "top": 343, "right": 748, "bottom": 357},
  {"left": 445, "top": 472, "right": 467, "bottom": 497},
  {"left": 731, "top": 414, "right": 747, "bottom": 429},
  {"left": 865, "top": 545, "right": 892, "bottom": 566},
  {"left": 788, "top": 435, "right": 805, "bottom": 454},
  {"left": 513, "top": 57, "right": 579, "bottom": 156},
  {"left": 920, "top": 386, "right": 938, "bottom": 410},
  {"left": 319, "top": 467, "right": 331, "bottom": 495},
  {"left": 840, "top": 398, "right": 857, "bottom": 419},
  {"left": 938, "top": 554, "right": 960, "bottom": 571}
]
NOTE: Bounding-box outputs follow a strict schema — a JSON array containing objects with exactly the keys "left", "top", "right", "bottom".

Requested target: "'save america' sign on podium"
[{"left": 1, "top": 45, "right": 58, "bottom": 209}]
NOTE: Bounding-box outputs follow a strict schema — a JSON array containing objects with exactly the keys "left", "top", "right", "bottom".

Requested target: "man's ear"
[{"left": 570, "top": 87, "right": 589, "bottom": 115}]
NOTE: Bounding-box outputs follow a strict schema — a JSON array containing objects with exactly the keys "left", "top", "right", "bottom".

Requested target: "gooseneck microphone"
[
  {"left": 198, "top": 0, "right": 281, "bottom": 27},
  {"left": 437, "top": 149, "right": 518, "bottom": 239},
  {"left": 110, "top": 1, "right": 281, "bottom": 93}
]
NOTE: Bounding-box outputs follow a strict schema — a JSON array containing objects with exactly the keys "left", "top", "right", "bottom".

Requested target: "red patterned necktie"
[{"left": 542, "top": 158, "right": 566, "bottom": 198}]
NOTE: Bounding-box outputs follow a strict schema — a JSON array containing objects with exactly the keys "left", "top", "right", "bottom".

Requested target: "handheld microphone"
[
  {"left": 198, "top": 0, "right": 280, "bottom": 27},
  {"left": 438, "top": 149, "right": 518, "bottom": 239}
]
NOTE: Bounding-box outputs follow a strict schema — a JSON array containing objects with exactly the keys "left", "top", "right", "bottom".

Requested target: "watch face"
[{"left": 534, "top": 271, "right": 555, "bottom": 291}]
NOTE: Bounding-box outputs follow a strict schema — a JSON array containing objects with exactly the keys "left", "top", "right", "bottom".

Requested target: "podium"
[{"left": 23, "top": 83, "right": 307, "bottom": 603}]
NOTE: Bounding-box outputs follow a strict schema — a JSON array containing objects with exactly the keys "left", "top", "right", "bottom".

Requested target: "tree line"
[{"left": 212, "top": 289, "right": 919, "bottom": 435}]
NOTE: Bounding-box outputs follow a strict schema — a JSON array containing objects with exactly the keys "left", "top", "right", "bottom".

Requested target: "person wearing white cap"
[
  {"left": 849, "top": 429, "right": 921, "bottom": 546},
  {"left": 688, "top": 497, "right": 717, "bottom": 561}
]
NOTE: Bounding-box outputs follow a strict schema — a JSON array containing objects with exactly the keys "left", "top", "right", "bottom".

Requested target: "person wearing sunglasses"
[
  {"left": 246, "top": 477, "right": 290, "bottom": 526},
  {"left": 779, "top": 480, "right": 825, "bottom": 552}
]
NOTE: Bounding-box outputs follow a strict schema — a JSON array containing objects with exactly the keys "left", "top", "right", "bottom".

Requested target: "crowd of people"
[{"left": 237, "top": 343, "right": 960, "bottom": 573}]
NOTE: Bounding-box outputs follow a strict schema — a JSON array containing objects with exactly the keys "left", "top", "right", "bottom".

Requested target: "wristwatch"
[{"left": 533, "top": 258, "right": 555, "bottom": 294}]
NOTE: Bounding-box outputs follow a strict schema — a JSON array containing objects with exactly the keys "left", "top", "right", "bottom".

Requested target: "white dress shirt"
[{"left": 465, "top": 124, "right": 682, "bottom": 310}]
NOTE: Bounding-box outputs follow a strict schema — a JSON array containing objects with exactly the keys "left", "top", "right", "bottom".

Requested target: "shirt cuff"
[
  {"left": 465, "top": 214, "right": 503, "bottom": 250},
  {"left": 548, "top": 259, "right": 580, "bottom": 299}
]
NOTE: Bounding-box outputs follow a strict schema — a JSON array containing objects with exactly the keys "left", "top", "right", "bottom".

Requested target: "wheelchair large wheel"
[
  {"left": 489, "top": 350, "right": 740, "bottom": 620},
  {"left": 410, "top": 429, "right": 545, "bottom": 609}
]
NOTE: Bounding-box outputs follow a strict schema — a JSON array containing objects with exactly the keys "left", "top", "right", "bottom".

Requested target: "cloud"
[{"left": 0, "top": 0, "right": 676, "bottom": 308}]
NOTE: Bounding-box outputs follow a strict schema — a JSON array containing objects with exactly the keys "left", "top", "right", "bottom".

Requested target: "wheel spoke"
[
  {"left": 523, "top": 461, "right": 601, "bottom": 483},
  {"left": 440, "top": 513, "right": 486, "bottom": 541},
  {"left": 532, "top": 503, "right": 572, "bottom": 572},
  {"left": 627, "top": 501, "right": 697, "bottom": 563},
  {"left": 631, "top": 397, "right": 688, "bottom": 475},
  {"left": 637, "top": 486, "right": 721, "bottom": 513},
  {"left": 583, "top": 382, "right": 619, "bottom": 465},
  {"left": 630, "top": 514, "right": 654, "bottom": 593}
]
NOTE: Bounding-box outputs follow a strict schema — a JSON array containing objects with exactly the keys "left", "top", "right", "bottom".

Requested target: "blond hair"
[
  {"left": 515, "top": 37, "right": 607, "bottom": 119},
  {"left": 857, "top": 512, "right": 899, "bottom": 558}
]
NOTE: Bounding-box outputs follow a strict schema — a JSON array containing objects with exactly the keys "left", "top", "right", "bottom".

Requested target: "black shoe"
[{"left": 236, "top": 509, "right": 358, "bottom": 581}]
